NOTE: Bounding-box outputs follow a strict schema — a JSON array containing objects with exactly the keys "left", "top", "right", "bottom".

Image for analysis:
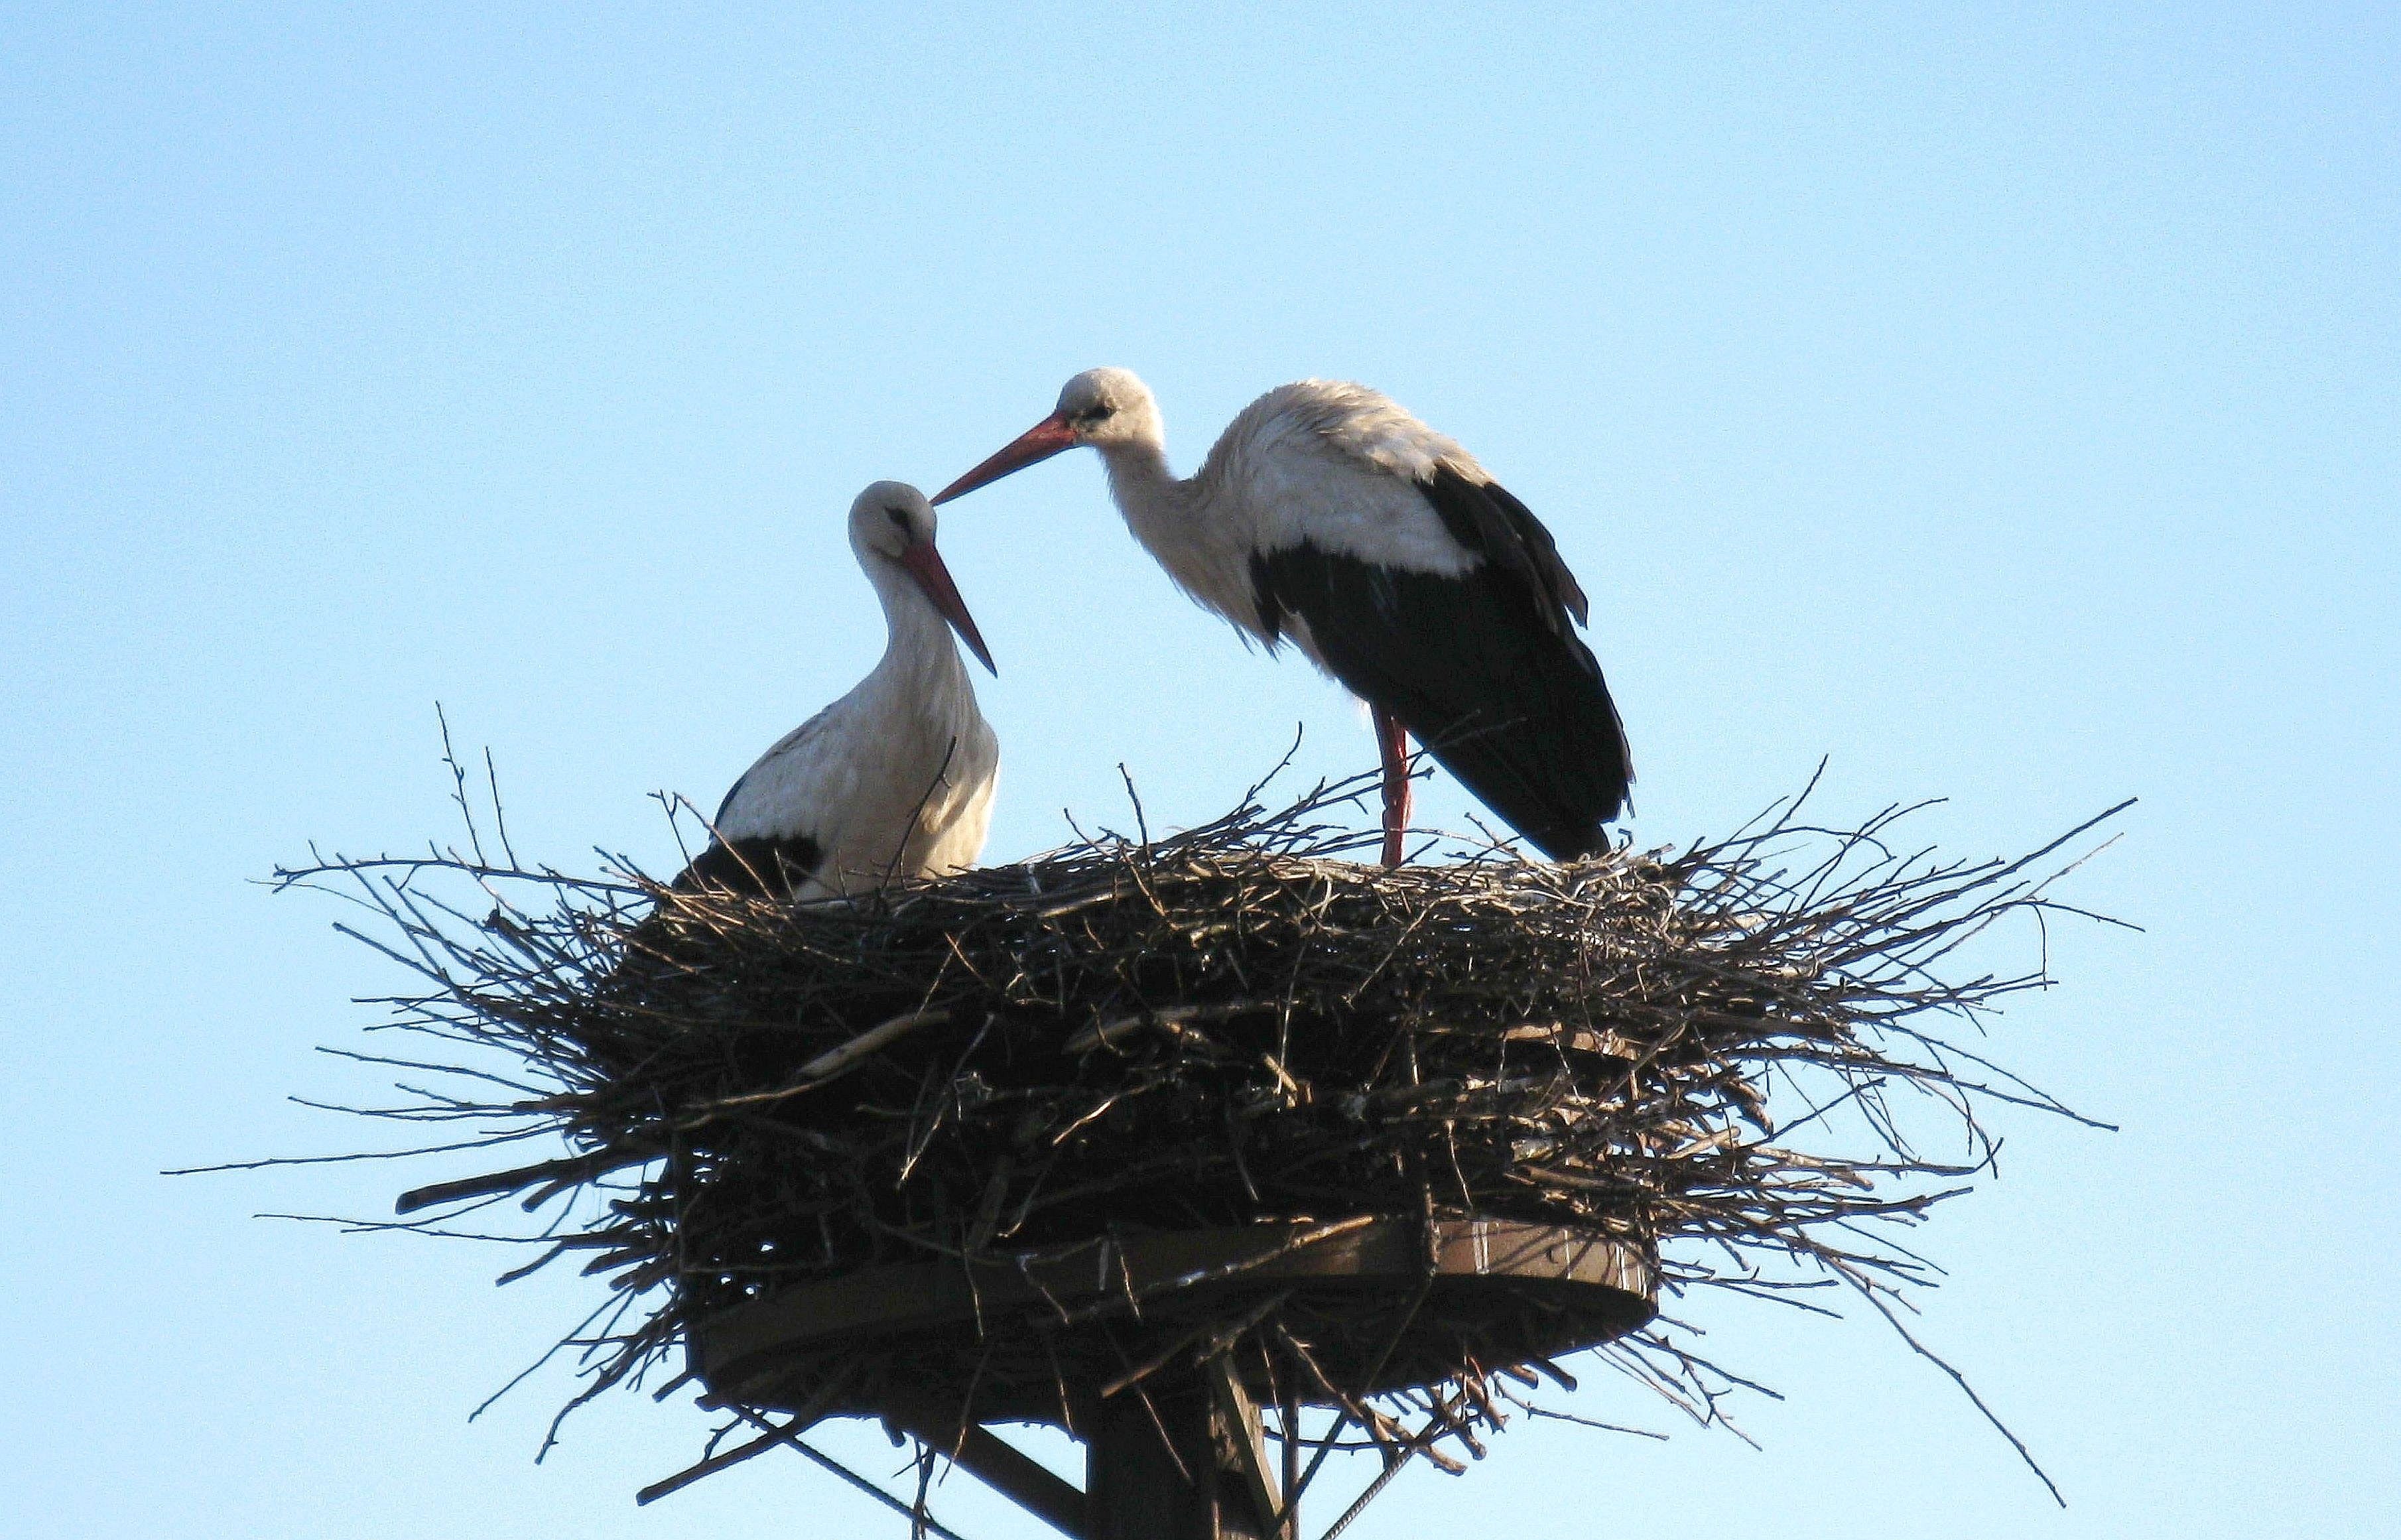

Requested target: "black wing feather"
[
  {"left": 1252, "top": 469, "right": 1630, "bottom": 859},
  {"left": 1420, "top": 463, "right": 1589, "bottom": 627},
  {"left": 673, "top": 834, "right": 825, "bottom": 899}
]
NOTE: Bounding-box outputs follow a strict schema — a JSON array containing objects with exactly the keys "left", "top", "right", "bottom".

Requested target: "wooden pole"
[
  {"left": 1086, "top": 1371, "right": 1279, "bottom": 1540},
  {"left": 884, "top": 1401, "right": 1091, "bottom": 1539}
]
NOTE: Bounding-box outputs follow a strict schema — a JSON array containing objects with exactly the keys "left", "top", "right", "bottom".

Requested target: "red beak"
[
  {"left": 932, "top": 412, "right": 1080, "bottom": 505},
  {"left": 899, "top": 539, "right": 997, "bottom": 675}
]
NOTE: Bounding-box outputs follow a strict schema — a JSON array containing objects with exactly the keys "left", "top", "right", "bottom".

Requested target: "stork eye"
[{"left": 886, "top": 507, "right": 910, "bottom": 528}]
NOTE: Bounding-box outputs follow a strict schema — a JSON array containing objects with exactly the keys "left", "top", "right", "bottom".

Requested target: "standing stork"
[
  {"left": 934, "top": 370, "right": 1630, "bottom": 866},
  {"left": 677, "top": 481, "right": 1000, "bottom": 901}
]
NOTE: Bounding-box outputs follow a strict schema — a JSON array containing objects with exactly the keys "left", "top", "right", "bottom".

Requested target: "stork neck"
[
  {"left": 1094, "top": 437, "right": 1198, "bottom": 550},
  {"left": 1091, "top": 427, "right": 1267, "bottom": 635},
  {"left": 866, "top": 556, "right": 970, "bottom": 690}
]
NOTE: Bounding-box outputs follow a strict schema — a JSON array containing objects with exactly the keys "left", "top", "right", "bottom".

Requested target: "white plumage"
[
  {"left": 1209, "top": 379, "right": 1486, "bottom": 584},
  {"left": 936, "top": 369, "right": 1629, "bottom": 867},
  {"left": 679, "top": 481, "right": 1000, "bottom": 902}
]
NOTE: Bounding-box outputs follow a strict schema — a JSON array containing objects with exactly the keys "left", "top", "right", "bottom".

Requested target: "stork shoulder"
[
  {"left": 1213, "top": 382, "right": 1478, "bottom": 578},
  {"left": 1224, "top": 379, "right": 1486, "bottom": 480}
]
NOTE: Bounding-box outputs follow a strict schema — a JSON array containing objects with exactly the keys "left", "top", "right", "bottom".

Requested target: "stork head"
[
  {"left": 933, "top": 367, "right": 1159, "bottom": 504},
  {"left": 1053, "top": 367, "right": 1159, "bottom": 448},
  {"left": 849, "top": 480, "right": 996, "bottom": 674}
]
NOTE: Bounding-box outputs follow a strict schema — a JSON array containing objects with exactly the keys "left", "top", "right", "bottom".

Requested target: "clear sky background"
[{"left": 5, "top": 5, "right": 2395, "bottom": 1537}]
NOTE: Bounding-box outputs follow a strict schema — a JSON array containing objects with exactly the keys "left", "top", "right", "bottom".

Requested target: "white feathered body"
[
  {"left": 710, "top": 653, "right": 994, "bottom": 903},
  {"left": 1097, "top": 378, "right": 1486, "bottom": 668},
  {"left": 707, "top": 543, "right": 998, "bottom": 903}
]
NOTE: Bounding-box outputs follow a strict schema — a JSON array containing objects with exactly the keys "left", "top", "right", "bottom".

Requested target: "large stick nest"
[{"left": 274, "top": 753, "right": 2121, "bottom": 1515}]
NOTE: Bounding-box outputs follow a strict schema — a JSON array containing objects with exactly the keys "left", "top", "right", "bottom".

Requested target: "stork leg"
[{"left": 1374, "top": 704, "right": 1413, "bottom": 868}]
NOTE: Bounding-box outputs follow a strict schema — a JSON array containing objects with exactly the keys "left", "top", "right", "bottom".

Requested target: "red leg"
[{"left": 1374, "top": 705, "right": 1413, "bottom": 867}]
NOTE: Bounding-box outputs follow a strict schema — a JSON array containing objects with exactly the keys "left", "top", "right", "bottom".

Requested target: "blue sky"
[{"left": 4, "top": 6, "right": 2395, "bottom": 1536}]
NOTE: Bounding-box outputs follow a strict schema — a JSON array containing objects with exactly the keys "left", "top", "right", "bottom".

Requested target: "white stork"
[
  {"left": 933, "top": 369, "right": 1630, "bottom": 866},
  {"left": 676, "top": 481, "right": 1000, "bottom": 901}
]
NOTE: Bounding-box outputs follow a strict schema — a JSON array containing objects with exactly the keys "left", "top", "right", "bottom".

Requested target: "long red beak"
[
  {"left": 899, "top": 539, "right": 997, "bottom": 675},
  {"left": 933, "top": 412, "right": 1079, "bottom": 505}
]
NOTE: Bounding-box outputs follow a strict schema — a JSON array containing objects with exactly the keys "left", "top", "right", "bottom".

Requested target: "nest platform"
[
  {"left": 284, "top": 765, "right": 2118, "bottom": 1535},
  {"left": 698, "top": 1216, "right": 1653, "bottom": 1423}
]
